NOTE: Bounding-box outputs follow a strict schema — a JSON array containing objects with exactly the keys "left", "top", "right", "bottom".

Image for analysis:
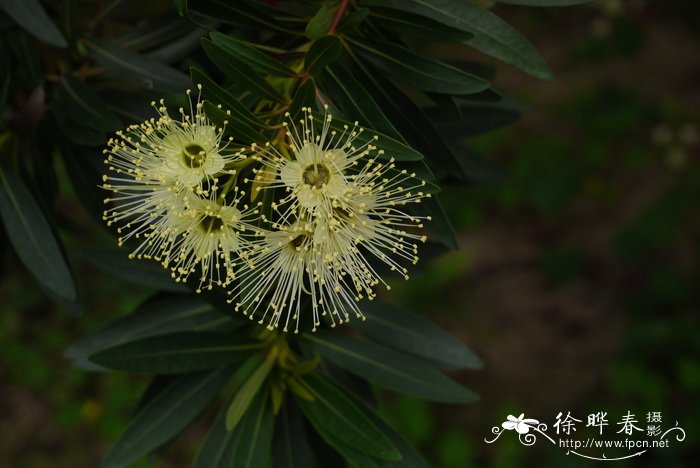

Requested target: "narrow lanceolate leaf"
[
  {"left": 85, "top": 39, "right": 190, "bottom": 92},
  {"left": 273, "top": 401, "right": 313, "bottom": 468},
  {"left": 82, "top": 249, "right": 188, "bottom": 293},
  {"left": 210, "top": 32, "right": 295, "bottom": 77},
  {"left": 306, "top": 333, "right": 478, "bottom": 403},
  {"left": 65, "top": 295, "right": 233, "bottom": 368},
  {"left": 195, "top": 391, "right": 274, "bottom": 468},
  {"left": 202, "top": 39, "right": 285, "bottom": 102},
  {"left": 90, "top": 331, "right": 261, "bottom": 373},
  {"left": 60, "top": 76, "right": 122, "bottom": 133},
  {"left": 101, "top": 368, "right": 230, "bottom": 468},
  {"left": 190, "top": 67, "right": 265, "bottom": 131},
  {"left": 305, "top": 35, "right": 341, "bottom": 76},
  {"left": 353, "top": 301, "right": 483, "bottom": 371},
  {"left": 319, "top": 62, "right": 403, "bottom": 140},
  {"left": 369, "top": 8, "right": 473, "bottom": 42},
  {"left": 305, "top": 2, "right": 334, "bottom": 40},
  {"left": 496, "top": 0, "right": 593, "bottom": 5},
  {"left": 361, "top": 0, "right": 553, "bottom": 79},
  {"left": 310, "top": 111, "right": 423, "bottom": 162},
  {"left": 0, "top": 164, "right": 76, "bottom": 300},
  {"left": 288, "top": 79, "right": 316, "bottom": 120},
  {"left": 0, "top": 0, "right": 67, "bottom": 47},
  {"left": 225, "top": 352, "right": 275, "bottom": 430},
  {"left": 346, "top": 391, "right": 431, "bottom": 468},
  {"left": 297, "top": 373, "right": 401, "bottom": 461},
  {"left": 348, "top": 37, "right": 489, "bottom": 95}
]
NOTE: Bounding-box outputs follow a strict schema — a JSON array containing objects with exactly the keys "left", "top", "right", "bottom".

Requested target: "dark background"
[{"left": 1, "top": 1, "right": 699, "bottom": 466}]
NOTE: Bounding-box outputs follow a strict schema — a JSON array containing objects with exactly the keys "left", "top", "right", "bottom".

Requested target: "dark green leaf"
[
  {"left": 85, "top": 39, "right": 190, "bottom": 93},
  {"left": 497, "top": 0, "right": 593, "bottom": 5},
  {"left": 432, "top": 105, "right": 520, "bottom": 138},
  {"left": 339, "top": 51, "right": 463, "bottom": 175},
  {"left": 319, "top": 62, "right": 402, "bottom": 140},
  {"left": 65, "top": 295, "right": 233, "bottom": 369},
  {"left": 353, "top": 301, "right": 482, "bottom": 370},
  {"left": 305, "top": 35, "right": 341, "bottom": 76},
  {"left": 305, "top": 2, "right": 334, "bottom": 40},
  {"left": 147, "top": 27, "right": 206, "bottom": 64},
  {"left": 0, "top": 163, "right": 76, "bottom": 300},
  {"left": 194, "top": 390, "right": 274, "bottom": 468},
  {"left": 306, "top": 333, "right": 477, "bottom": 403},
  {"left": 187, "top": 0, "right": 297, "bottom": 34},
  {"left": 273, "top": 401, "right": 313, "bottom": 468},
  {"left": 362, "top": 0, "right": 553, "bottom": 79},
  {"left": 416, "top": 194, "right": 459, "bottom": 250},
  {"left": 191, "top": 66, "right": 265, "bottom": 129},
  {"left": 370, "top": 7, "right": 473, "bottom": 42},
  {"left": 61, "top": 76, "right": 122, "bottom": 133},
  {"left": 101, "top": 368, "right": 230, "bottom": 468},
  {"left": 297, "top": 373, "right": 400, "bottom": 460},
  {"left": 348, "top": 37, "right": 489, "bottom": 95},
  {"left": 113, "top": 16, "right": 192, "bottom": 51},
  {"left": 202, "top": 101, "right": 267, "bottom": 146},
  {"left": 324, "top": 435, "right": 383, "bottom": 468},
  {"left": 0, "top": 0, "right": 67, "bottom": 47},
  {"left": 82, "top": 249, "right": 188, "bottom": 293},
  {"left": 90, "top": 331, "right": 260, "bottom": 374},
  {"left": 288, "top": 79, "right": 317, "bottom": 120},
  {"left": 313, "top": 112, "right": 423, "bottom": 162},
  {"left": 210, "top": 31, "right": 295, "bottom": 77},
  {"left": 336, "top": 7, "right": 369, "bottom": 33},
  {"left": 202, "top": 39, "right": 286, "bottom": 102},
  {"left": 225, "top": 352, "right": 275, "bottom": 430}
]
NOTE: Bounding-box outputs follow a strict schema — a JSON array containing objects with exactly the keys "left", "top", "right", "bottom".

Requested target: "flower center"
[
  {"left": 181, "top": 143, "right": 207, "bottom": 168},
  {"left": 198, "top": 214, "right": 224, "bottom": 233},
  {"left": 302, "top": 164, "right": 330, "bottom": 188},
  {"left": 289, "top": 233, "right": 309, "bottom": 249}
]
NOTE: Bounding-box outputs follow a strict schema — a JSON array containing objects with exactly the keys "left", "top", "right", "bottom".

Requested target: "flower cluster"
[{"left": 102, "top": 94, "right": 430, "bottom": 333}]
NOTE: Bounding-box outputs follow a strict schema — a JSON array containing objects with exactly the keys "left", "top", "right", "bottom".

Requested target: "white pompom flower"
[{"left": 234, "top": 107, "right": 431, "bottom": 331}]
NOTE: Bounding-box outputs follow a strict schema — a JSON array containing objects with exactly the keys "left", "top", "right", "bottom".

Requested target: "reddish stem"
[{"left": 327, "top": 0, "right": 349, "bottom": 35}]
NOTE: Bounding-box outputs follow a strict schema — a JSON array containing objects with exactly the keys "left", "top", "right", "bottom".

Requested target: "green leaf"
[
  {"left": 85, "top": 39, "right": 190, "bottom": 92},
  {"left": 324, "top": 435, "right": 383, "bottom": 468},
  {"left": 305, "top": 35, "right": 341, "bottom": 76},
  {"left": 369, "top": 7, "right": 473, "bottom": 42},
  {"left": 362, "top": 0, "right": 553, "bottom": 79},
  {"left": 225, "top": 352, "right": 275, "bottom": 431},
  {"left": 60, "top": 76, "right": 122, "bottom": 133},
  {"left": 202, "top": 101, "right": 267, "bottom": 146},
  {"left": 353, "top": 301, "right": 482, "bottom": 371},
  {"left": 186, "top": 0, "right": 297, "bottom": 34},
  {"left": 496, "top": 0, "right": 593, "bottom": 5},
  {"left": 319, "top": 62, "right": 403, "bottom": 140},
  {"left": 297, "top": 373, "right": 400, "bottom": 461},
  {"left": 416, "top": 194, "right": 459, "bottom": 250},
  {"left": 0, "top": 164, "right": 76, "bottom": 300},
  {"left": 305, "top": 2, "right": 334, "bottom": 40},
  {"left": 82, "top": 249, "right": 188, "bottom": 293},
  {"left": 90, "top": 331, "right": 261, "bottom": 374},
  {"left": 113, "top": 16, "right": 193, "bottom": 51},
  {"left": 202, "top": 39, "right": 286, "bottom": 102},
  {"left": 210, "top": 32, "right": 296, "bottom": 77},
  {"left": 306, "top": 333, "right": 478, "bottom": 403},
  {"left": 65, "top": 295, "right": 233, "bottom": 369},
  {"left": 346, "top": 391, "right": 431, "bottom": 468},
  {"left": 288, "top": 79, "right": 317, "bottom": 120},
  {"left": 340, "top": 51, "right": 463, "bottom": 177},
  {"left": 313, "top": 112, "right": 423, "bottom": 162},
  {"left": 348, "top": 37, "right": 489, "bottom": 95},
  {"left": 0, "top": 0, "right": 67, "bottom": 47},
  {"left": 101, "top": 368, "right": 230, "bottom": 468},
  {"left": 273, "top": 401, "right": 313, "bottom": 468},
  {"left": 433, "top": 104, "right": 520, "bottom": 138},
  {"left": 195, "top": 390, "right": 274, "bottom": 468}
]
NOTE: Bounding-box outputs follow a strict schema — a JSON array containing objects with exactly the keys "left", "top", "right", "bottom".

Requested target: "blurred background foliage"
[{"left": 1, "top": 0, "right": 699, "bottom": 467}]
